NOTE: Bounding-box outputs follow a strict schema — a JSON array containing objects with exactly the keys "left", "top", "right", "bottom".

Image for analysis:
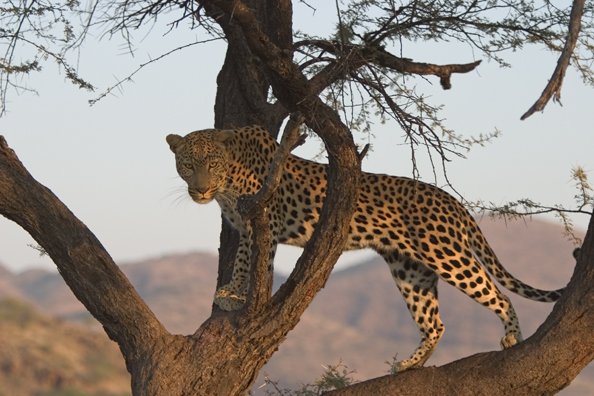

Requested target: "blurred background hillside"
[{"left": 0, "top": 217, "right": 591, "bottom": 395}]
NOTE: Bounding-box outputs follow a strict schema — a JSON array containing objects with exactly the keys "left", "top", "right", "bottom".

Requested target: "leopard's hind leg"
[
  {"left": 429, "top": 254, "right": 524, "bottom": 350},
  {"left": 382, "top": 251, "right": 444, "bottom": 373}
]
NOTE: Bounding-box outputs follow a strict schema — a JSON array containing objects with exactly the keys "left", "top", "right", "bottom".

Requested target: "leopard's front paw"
[{"left": 214, "top": 286, "right": 246, "bottom": 311}]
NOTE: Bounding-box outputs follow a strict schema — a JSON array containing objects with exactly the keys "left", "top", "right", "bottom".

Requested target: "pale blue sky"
[{"left": 0, "top": 2, "right": 592, "bottom": 275}]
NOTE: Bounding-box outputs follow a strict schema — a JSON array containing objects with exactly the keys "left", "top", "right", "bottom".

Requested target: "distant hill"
[
  {"left": 1, "top": 217, "right": 592, "bottom": 395},
  {"left": 0, "top": 298, "right": 130, "bottom": 396}
]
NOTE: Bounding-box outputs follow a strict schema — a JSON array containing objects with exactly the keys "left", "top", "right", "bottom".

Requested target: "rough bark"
[
  {"left": 211, "top": 0, "right": 288, "bottom": 134},
  {"left": 0, "top": 137, "right": 167, "bottom": 350}
]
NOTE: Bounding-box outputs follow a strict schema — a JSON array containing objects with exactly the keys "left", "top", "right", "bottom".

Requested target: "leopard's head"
[{"left": 167, "top": 129, "right": 235, "bottom": 204}]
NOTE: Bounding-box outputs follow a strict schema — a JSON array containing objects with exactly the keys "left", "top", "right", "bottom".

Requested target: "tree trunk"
[{"left": 210, "top": 0, "right": 288, "bottom": 306}]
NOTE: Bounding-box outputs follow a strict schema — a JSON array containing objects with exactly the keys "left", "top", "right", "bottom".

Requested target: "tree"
[{"left": 1, "top": 0, "right": 594, "bottom": 395}]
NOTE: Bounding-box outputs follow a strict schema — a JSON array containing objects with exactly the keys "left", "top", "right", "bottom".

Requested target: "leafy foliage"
[
  {"left": 0, "top": 0, "right": 94, "bottom": 115},
  {"left": 338, "top": 0, "right": 594, "bottom": 64},
  {"left": 467, "top": 165, "right": 594, "bottom": 244},
  {"left": 260, "top": 362, "right": 357, "bottom": 396}
]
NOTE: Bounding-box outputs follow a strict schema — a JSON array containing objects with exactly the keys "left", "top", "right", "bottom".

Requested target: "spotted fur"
[{"left": 167, "top": 125, "right": 567, "bottom": 372}]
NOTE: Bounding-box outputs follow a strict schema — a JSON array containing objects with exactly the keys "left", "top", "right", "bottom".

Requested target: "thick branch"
[
  {"left": 203, "top": 0, "right": 291, "bottom": 303},
  {"left": 301, "top": 40, "right": 482, "bottom": 92},
  {"left": 521, "top": 0, "right": 585, "bottom": 120},
  {"left": 237, "top": 113, "right": 306, "bottom": 221},
  {"left": 371, "top": 50, "right": 481, "bottom": 90},
  {"left": 202, "top": 0, "right": 290, "bottom": 72},
  {"left": 0, "top": 136, "right": 167, "bottom": 357},
  {"left": 237, "top": 113, "right": 305, "bottom": 312}
]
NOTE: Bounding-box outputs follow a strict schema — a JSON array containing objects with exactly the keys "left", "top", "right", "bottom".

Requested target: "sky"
[{"left": 0, "top": 2, "right": 593, "bottom": 275}]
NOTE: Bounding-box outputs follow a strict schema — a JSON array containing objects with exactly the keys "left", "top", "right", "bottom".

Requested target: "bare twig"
[
  {"left": 89, "top": 37, "right": 222, "bottom": 106},
  {"left": 521, "top": 0, "right": 585, "bottom": 120},
  {"left": 358, "top": 143, "right": 370, "bottom": 161},
  {"left": 301, "top": 39, "right": 482, "bottom": 93}
]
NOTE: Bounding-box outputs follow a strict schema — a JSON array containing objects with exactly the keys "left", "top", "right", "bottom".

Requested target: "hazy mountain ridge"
[
  {"left": 0, "top": 218, "right": 591, "bottom": 394},
  {"left": 0, "top": 298, "right": 131, "bottom": 396}
]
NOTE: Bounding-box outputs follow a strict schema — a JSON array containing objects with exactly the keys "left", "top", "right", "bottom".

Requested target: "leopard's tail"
[{"left": 467, "top": 221, "right": 568, "bottom": 303}]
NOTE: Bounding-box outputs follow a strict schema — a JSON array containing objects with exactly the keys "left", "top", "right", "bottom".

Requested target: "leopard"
[{"left": 166, "top": 125, "right": 568, "bottom": 373}]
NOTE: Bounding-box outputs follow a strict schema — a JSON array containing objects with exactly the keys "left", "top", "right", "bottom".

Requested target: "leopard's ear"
[
  {"left": 215, "top": 130, "right": 235, "bottom": 145},
  {"left": 166, "top": 134, "right": 185, "bottom": 153}
]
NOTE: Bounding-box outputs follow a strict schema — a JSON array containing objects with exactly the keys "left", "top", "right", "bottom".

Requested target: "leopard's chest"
[{"left": 216, "top": 198, "right": 248, "bottom": 233}]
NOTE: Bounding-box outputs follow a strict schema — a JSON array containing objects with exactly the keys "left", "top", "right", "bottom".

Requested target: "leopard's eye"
[{"left": 179, "top": 163, "right": 193, "bottom": 176}]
